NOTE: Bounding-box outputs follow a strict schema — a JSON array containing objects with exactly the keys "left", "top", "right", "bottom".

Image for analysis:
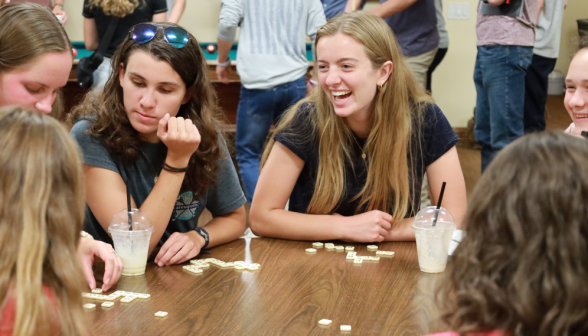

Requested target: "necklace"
[
  {"left": 351, "top": 135, "right": 367, "bottom": 162},
  {"left": 139, "top": 148, "right": 161, "bottom": 184}
]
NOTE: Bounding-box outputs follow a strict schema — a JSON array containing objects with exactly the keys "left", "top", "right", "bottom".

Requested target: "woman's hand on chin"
[{"left": 157, "top": 113, "right": 201, "bottom": 166}]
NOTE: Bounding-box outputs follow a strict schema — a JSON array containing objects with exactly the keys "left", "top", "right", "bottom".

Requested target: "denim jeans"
[
  {"left": 235, "top": 75, "right": 307, "bottom": 203},
  {"left": 473, "top": 45, "right": 533, "bottom": 172}
]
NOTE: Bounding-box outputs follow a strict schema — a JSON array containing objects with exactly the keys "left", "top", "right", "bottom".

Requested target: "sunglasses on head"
[{"left": 130, "top": 23, "right": 189, "bottom": 48}]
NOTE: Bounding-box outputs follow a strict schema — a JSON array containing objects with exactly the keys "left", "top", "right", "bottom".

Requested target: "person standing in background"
[
  {"left": 83, "top": 0, "right": 167, "bottom": 92},
  {"left": 1, "top": 0, "right": 67, "bottom": 25},
  {"left": 165, "top": 0, "right": 186, "bottom": 23},
  {"left": 426, "top": 0, "right": 448, "bottom": 93},
  {"left": 320, "top": 0, "right": 366, "bottom": 19},
  {"left": 370, "top": 0, "right": 439, "bottom": 89},
  {"left": 216, "top": 0, "right": 326, "bottom": 205},
  {"left": 523, "top": 0, "right": 566, "bottom": 133},
  {"left": 474, "top": 0, "right": 538, "bottom": 172}
]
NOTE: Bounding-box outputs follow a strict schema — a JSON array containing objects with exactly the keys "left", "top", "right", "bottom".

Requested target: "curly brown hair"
[
  {"left": 436, "top": 131, "right": 588, "bottom": 336},
  {"left": 69, "top": 23, "right": 226, "bottom": 196}
]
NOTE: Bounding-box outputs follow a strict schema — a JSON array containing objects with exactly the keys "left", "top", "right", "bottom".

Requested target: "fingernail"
[
  {"left": 104, "top": 278, "right": 110, "bottom": 284},
  {"left": 158, "top": 262, "right": 163, "bottom": 267}
]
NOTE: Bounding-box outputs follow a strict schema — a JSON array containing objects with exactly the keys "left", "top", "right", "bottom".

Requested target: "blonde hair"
[
  {"left": 262, "top": 12, "right": 432, "bottom": 220},
  {"left": 0, "top": 2, "right": 72, "bottom": 120},
  {"left": 0, "top": 107, "right": 87, "bottom": 336},
  {"left": 88, "top": 0, "right": 143, "bottom": 18}
]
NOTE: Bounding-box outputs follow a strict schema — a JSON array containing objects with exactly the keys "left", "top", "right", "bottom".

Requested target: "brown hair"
[
  {"left": 87, "top": 0, "right": 144, "bottom": 18},
  {"left": 437, "top": 131, "right": 588, "bottom": 336},
  {"left": 0, "top": 2, "right": 72, "bottom": 120},
  {"left": 0, "top": 107, "right": 87, "bottom": 336},
  {"left": 69, "top": 23, "right": 225, "bottom": 196},
  {"left": 262, "top": 11, "right": 431, "bottom": 220}
]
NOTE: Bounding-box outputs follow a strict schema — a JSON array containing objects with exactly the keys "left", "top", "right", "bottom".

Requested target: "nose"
[
  {"left": 35, "top": 93, "right": 55, "bottom": 114},
  {"left": 568, "top": 90, "right": 587, "bottom": 110},
  {"left": 140, "top": 88, "right": 156, "bottom": 109},
  {"left": 324, "top": 68, "right": 341, "bottom": 87}
]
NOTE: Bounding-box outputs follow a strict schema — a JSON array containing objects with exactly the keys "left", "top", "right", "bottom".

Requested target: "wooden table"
[{"left": 87, "top": 239, "right": 446, "bottom": 335}]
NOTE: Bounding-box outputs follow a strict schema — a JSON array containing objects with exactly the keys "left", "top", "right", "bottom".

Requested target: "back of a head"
[
  {"left": 87, "top": 0, "right": 143, "bottom": 18},
  {"left": 0, "top": 107, "right": 87, "bottom": 336},
  {"left": 0, "top": 2, "right": 71, "bottom": 73},
  {"left": 438, "top": 131, "right": 588, "bottom": 336}
]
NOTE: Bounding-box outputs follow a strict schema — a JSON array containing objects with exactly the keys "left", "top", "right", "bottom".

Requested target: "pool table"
[{"left": 64, "top": 42, "right": 315, "bottom": 128}]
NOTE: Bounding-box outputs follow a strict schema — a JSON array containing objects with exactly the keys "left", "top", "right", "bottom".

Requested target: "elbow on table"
[{"left": 248, "top": 210, "right": 273, "bottom": 238}]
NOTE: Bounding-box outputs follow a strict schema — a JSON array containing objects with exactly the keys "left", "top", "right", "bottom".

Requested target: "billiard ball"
[
  {"left": 72, "top": 48, "right": 78, "bottom": 58},
  {"left": 206, "top": 44, "right": 217, "bottom": 54}
]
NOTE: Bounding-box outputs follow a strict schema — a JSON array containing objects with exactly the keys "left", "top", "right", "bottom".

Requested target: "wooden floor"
[{"left": 457, "top": 94, "right": 570, "bottom": 197}]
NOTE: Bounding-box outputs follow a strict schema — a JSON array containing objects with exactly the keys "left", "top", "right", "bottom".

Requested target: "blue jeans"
[
  {"left": 235, "top": 75, "right": 307, "bottom": 203},
  {"left": 473, "top": 45, "right": 533, "bottom": 172}
]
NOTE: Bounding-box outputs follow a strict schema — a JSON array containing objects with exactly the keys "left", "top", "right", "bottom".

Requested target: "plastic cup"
[
  {"left": 412, "top": 206, "right": 456, "bottom": 273},
  {"left": 109, "top": 209, "right": 154, "bottom": 276}
]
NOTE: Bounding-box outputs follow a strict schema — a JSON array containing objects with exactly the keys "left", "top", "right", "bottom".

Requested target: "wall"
[{"left": 64, "top": 0, "right": 588, "bottom": 127}]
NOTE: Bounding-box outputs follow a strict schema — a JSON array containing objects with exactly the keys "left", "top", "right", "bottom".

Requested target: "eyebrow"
[
  {"left": 317, "top": 57, "right": 360, "bottom": 63},
  {"left": 26, "top": 81, "right": 49, "bottom": 88},
  {"left": 129, "top": 72, "right": 181, "bottom": 87}
]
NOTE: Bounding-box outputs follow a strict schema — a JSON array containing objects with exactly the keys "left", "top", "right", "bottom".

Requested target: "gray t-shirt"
[
  {"left": 534, "top": 0, "right": 565, "bottom": 59},
  {"left": 435, "top": 0, "right": 448, "bottom": 49},
  {"left": 71, "top": 119, "right": 246, "bottom": 246}
]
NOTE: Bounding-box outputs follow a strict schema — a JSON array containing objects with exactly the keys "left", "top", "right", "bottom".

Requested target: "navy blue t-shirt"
[
  {"left": 320, "top": 0, "right": 367, "bottom": 19},
  {"left": 274, "top": 103, "right": 458, "bottom": 217},
  {"left": 381, "top": 0, "right": 439, "bottom": 57}
]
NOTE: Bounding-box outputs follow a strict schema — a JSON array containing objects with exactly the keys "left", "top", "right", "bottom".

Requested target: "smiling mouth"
[
  {"left": 576, "top": 114, "right": 588, "bottom": 120},
  {"left": 332, "top": 91, "right": 352, "bottom": 101}
]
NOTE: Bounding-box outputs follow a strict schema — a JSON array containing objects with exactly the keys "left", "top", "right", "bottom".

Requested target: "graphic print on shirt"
[{"left": 173, "top": 191, "right": 201, "bottom": 221}]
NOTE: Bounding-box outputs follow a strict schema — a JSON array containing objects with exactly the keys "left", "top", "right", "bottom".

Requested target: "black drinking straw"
[
  {"left": 126, "top": 184, "right": 132, "bottom": 230},
  {"left": 581, "top": 131, "right": 588, "bottom": 139},
  {"left": 432, "top": 182, "right": 446, "bottom": 227}
]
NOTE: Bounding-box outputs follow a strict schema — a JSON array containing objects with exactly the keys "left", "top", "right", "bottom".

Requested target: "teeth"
[
  {"left": 332, "top": 91, "right": 351, "bottom": 97},
  {"left": 577, "top": 114, "right": 588, "bottom": 119}
]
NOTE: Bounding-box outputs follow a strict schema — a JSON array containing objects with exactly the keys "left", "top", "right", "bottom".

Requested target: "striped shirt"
[{"left": 218, "top": 0, "right": 326, "bottom": 89}]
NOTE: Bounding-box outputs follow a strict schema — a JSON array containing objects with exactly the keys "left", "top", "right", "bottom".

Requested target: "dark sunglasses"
[{"left": 130, "top": 23, "right": 189, "bottom": 48}]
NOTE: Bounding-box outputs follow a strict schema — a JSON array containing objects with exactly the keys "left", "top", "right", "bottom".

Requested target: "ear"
[
  {"left": 377, "top": 60, "right": 393, "bottom": 87},
  {"left": 118, "top": 63, "right": 125, "bottom": 85},
  {"left": 182, "top": 86, "right": 193, "bottom": 105}
]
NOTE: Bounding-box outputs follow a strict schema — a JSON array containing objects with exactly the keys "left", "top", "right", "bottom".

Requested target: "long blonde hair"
[
  {"left": 262, "top": 12, "right": 432, "bottom": 220},
  {"left": 0, "top": 107, "right": 87, "bottom": 336},
  {"left": 0, "top": 2, "right": 72, "bottom": 120},
  {"left": 88, "top": 0, "right": 143, "bottom": 17}
]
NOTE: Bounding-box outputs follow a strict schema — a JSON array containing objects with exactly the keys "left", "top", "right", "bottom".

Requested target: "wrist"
[
  {"left": 53, "top": 3, "right": 63, "bottom": 9},
  {"left": 217, "top": 59, "right": 230, "bottom": 67},
  {"left": 332, "top": 215, "right": 349, "bottom": 241},
  {"left": 165, "top": 154, "right": 190, "bottom": 169},
  {"left": 194, "top": 227, "right": 209, "bottom": 249}
]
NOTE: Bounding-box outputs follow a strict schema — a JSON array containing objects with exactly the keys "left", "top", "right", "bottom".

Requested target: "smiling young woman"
[
  {"left": 249, "top": 12, "right": 467, "bottom": 242},
  {"left": 564, "top": 38, "right": 588, "bottom": 137},
  {"left": 69, "top": 23, "right": 247, "bottom": 267}
]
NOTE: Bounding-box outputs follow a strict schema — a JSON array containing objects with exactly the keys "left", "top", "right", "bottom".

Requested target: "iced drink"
[
  {"left": 412, "top": 206, "right": 456, "bottom": 273},
  {"left": 109, "top": 209, "right": 154, "bottom": 276}
]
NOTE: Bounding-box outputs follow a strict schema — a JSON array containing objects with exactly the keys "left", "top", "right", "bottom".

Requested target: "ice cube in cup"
[
  {"left": 412, "top": 206, "right": 456, "bottom": 273},
  {"left": 109, "top": 208, "right": 154, "bottom": 276}
]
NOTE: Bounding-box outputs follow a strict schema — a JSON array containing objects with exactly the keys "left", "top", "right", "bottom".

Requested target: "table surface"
[
  {"left": 72, "top": 42, "right": 314, "bottom": 64},
  {"left": 85, "top": 238, "right": 446, "bottom": 336}
]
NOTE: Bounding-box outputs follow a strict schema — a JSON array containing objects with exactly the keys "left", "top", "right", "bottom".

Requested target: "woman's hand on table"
[
  {"left": 335, "top": 211, "right": 392, "bottom": 242},
  {"left": 77, "top": 237, "right": 124, "bottom": 291},
  {"left": 154, "top": 231, "right": 206, "bottom": 266},
  {"left": 158, "top": 114, "right": 201, "bottom": 166}
]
